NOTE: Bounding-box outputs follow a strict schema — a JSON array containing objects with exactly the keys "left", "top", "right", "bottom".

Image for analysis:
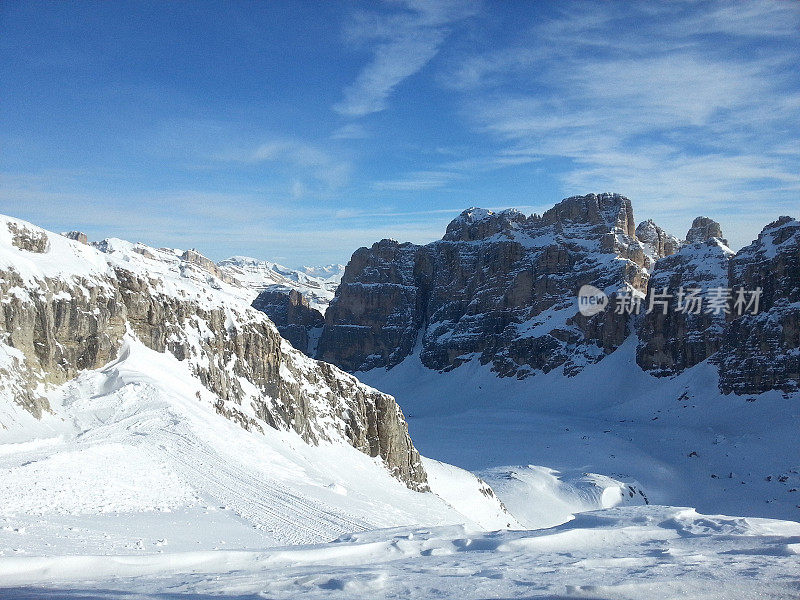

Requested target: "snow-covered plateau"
[{"left": 0, "top": 214, "right": 798, "bottom": 599}]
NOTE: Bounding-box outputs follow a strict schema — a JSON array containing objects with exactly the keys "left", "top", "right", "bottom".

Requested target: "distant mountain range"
[{"left": 301, "top": 193, "right": 798, "bottom": 399}]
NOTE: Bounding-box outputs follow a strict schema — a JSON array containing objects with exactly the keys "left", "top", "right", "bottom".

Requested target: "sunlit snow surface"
[
  {"left": 1, "top": 508, "right": 799, "bottom": 599},
  {"left": 1, "top": 218, "right": 799, "bottom": 598},
  {"left": 361, "top": 340, "right": 800, "bottom": 524}
]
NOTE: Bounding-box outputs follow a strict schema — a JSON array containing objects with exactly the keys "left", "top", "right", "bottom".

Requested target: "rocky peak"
[
  {"left": 317, "top": 238, "right": 424, "bottom": 372},
  {"left": 443, "top": 208, "right": 526, "bottom": 242},
  {"left": 686, "top": 216, "right": 726, "bottom": 245},
  {"left": 319, "top": 193, "right": 649, "bottom": 378},
  {"left": 181, "top": 248, "right": 238, "bottom": 285},
  {"left": 735, "top": 216, "right": 799, "bottom": 264},
  {"left": 540, "top": 193, "right": 636, "bottom": 237},
  {"left": 340, "top": 239, "right": 420, "bottom": 286},
  {"left": 635, "top": 219, "right": 682, "bottom": 269},
  {"left": 636, "top": 236, "right": 734, "bottom": 376}
]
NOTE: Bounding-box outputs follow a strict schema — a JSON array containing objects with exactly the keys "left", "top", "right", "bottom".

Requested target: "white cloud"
[
  {"left": 442, "top": 0, "right": 800, "bottom": 247},
  {"left": 334, "top": 0, "right": 479, "bottom": 117},
  {"left": 243, "top": 138, "right": 352, "bottom": 194},
  {"left": 330, "top": 123, "right": 370, "bottom": 140},
  {"left": 373, "top": 170, "right": 461, "bottom": 191}
]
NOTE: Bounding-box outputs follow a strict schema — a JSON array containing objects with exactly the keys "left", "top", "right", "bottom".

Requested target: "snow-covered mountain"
[
  {"left": 217, "top": 256, "right": 343, "bottom": 314},
  {"left": 1, "top": 211, "right": 799, "bottom": 599},
  {"left": 308, "top": 194, "right": 800, "bottom": 522},
  {"left": 317, "top": 193, "right": 798, "bottom": 395},
  {"left": 0, "top": 217, "right": 434, "bottom": 490},
  {"left": 0, "top": 215, "right": 536, "bottom": 536},
  {"left": 319, "top": 194, "right": 650, "bottom": 376}
]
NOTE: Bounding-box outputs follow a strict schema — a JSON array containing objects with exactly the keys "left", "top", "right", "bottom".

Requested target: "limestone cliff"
[
  {"left": 319, "top": 193, "right": 649, "bottom": 378},
  {"left": 0, "top": 217, "right": 427, "bottom": 491},
  {"left": 636, "top": 218, "right": 733, "bottom": 376},
  {"left": 251, "top": 288, "right": 324, "bottom": 354},
  {"left": 718, "top": 216, "right": 800, "bottom": 394}
]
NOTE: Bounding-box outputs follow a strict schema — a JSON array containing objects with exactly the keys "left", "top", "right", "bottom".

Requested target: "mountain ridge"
[
  {"left": 312, "top": 193, "right": 798, "bottom": 398},
  {"left": 0, "top": 215, "right": 425, "bottom": 490}
]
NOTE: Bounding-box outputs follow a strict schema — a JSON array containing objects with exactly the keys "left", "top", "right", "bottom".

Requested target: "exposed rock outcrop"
[
  {"left": 686, "top": 217, "right": 727, "bottom": 246},
  {"left": 63, "top": 231, "right": 88, "bottom": 245},
  {"left": 636, "top": 219, "right": 682, "bottom": 269},
  {"left": 718, "top": 216, "right": 800, "bottom": 394},
  {"left": 636, "top": 226, "right": 733, "bottom": 376},
  {"left": 252, "top": 288, "right": 324, "bottom": 354},
  {"left": 0, "top": 217, "right": 427, "bottom": 491},
  {"left": 319, "top": 193, "right": 649, "bottom": 378},
  {"left": 8, "top": 222, "right": 50, "bottom": 253},
  {"left": 181, "top": 249, "right": 239, "bottom": 285},
  {"left": 317, "top": 239, "right": 425, "bottom": 372}
]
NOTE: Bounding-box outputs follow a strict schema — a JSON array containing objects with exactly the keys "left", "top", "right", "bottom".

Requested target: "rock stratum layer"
[{"left": 0, "top": 217, "right": 427, "bottom": 491}]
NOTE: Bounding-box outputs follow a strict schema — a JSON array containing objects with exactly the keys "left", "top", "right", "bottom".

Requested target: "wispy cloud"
[
  {"left": 217, "top": 137, "right": 352, "bottom": 197},
  {"left": 330, "top": 123, "right": 370, "bottom": 140},
  {"left": 334, "top": 0, "right": 479, "bottom": 117},
  {"left": 372, "top": 149, "right": 542, "bottom": 192},
  {"left": 0, "top": 175, "right": 460, "bottom": 265},
  {"left": 373, "top": 169, "right": 462, "bottom": 191},
  {"left": 443, "top": 0, "right": 800, "bottom": 247}
]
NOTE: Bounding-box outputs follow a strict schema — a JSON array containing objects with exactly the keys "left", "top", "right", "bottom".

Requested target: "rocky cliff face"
[
  {"left": 318, "top": 197, "right": 799, "bottom": 397},
  {"left": 317, "top": 240, "right": 425, "bottom": 372},
  {"left": 636, "top": 218, "right": 733, "bottom": 376},
  {"left": 636, "top": 214, "right": 800, "bottom": 391},
  {"left": 0, "top": 217, "right": 427, "bottom": 491},
  {"left": 636, "top": 219, "right": 682, "bottom": 269},
  {"left": 252, "top": 288, "right": 324, "bottom": 354},
  {"left": 319, "top": 194, "right": 649, "bottom": 378},
  {"left": 686, "top": 216, "right": 727, "bottom": 246},
  {"left": 718, "top": 216, "right": 800, "bottom": 394}
]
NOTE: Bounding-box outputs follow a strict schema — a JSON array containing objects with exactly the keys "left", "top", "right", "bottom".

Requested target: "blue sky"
[{"left": 1, "top": 1, "right": 798, "bottom": 266}]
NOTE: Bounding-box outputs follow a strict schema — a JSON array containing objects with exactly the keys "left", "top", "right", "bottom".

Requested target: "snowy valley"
[{"left": 0, "top": 201, "right": 799, "bottom": 599}]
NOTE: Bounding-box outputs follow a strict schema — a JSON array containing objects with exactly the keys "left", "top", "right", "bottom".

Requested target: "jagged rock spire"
[{"left": 686, "top": 216, "right": 726, "bottom": 245}]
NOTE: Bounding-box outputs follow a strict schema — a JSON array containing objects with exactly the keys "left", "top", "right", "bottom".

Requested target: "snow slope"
[
  {"left": 0, "top": 335, "right": 514, "bottom": 555},
  {"left": 1, "top": 507, "right": 798, "bottom": 599},
  {"left": 360, "top": 338, "right": 800, "bottom": 523}
]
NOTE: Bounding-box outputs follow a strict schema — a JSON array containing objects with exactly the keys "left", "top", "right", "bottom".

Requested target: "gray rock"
[
  {"left": 319, "top": 193, "right": 649, "bottom": 378},
  {"left": 181, "top": 249, "right": 239, "bottom": 285},
  {"left": 718, "top": 216, "right": 800, "bottom": 394},
  {"left": 636, "top": 219, "right": 681, "bottom": 269},
  {"left": 252, "top": 288, "right": 324, "bottom": 353},
  {"left": 686, "top": 216, "right": 727, "bottom": 246},
  {"left": 8, "top": 222, "right": 50, "bottom": 253},
  {"left": 636, "top": 237, "right": 733, "bottom": 376},
  {"left": 63, "top": 231, "right": 88, "bottom": 245},
  {"left": 317, "top": 239, "right": 425, "bottom": 372}
]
